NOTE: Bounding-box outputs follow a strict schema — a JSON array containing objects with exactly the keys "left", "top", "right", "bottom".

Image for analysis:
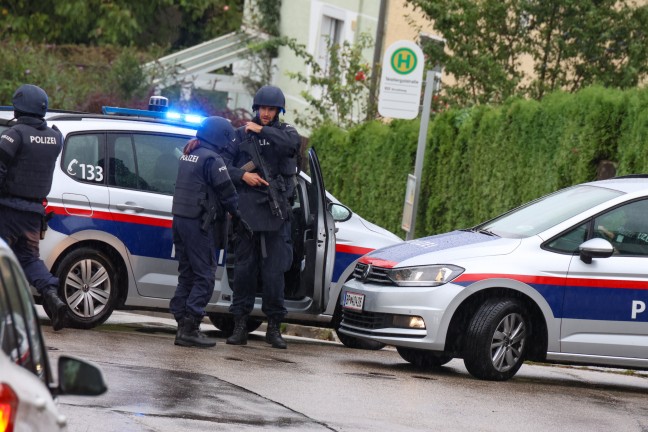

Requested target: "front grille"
[
  {"left": 342, "top": 309, "right": 391, "bottom": 329},
  {"left": 353, "top": 262, "right": 392, "bottom": 284}
]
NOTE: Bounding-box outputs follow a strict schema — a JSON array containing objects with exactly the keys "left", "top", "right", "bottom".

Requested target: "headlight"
[{"left": 387, "top": 265, "right": 464, "bottom": 287}]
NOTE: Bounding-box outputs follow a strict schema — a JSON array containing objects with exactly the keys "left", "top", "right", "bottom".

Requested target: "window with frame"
[
  {"left": 62, "top": 133, "right": 105, "bottom": 184},
  {"left": 107, "top": 133, "right": 186, "bottom": 195},
  {"left": 317, "top": 15, "right": 344, "bottom": 74},
  {"left": 546, "top": 199, "right": 648, "bottom": 257}
]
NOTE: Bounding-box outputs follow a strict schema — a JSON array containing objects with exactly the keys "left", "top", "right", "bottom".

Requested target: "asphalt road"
[{"left": 40, "top": 309, "right": 648, "bottom": 432}]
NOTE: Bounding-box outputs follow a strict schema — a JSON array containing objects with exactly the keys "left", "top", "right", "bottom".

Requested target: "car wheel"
[
  {"left": 56, "top": 248, "right": 118, "bottom": 329},
  {"left": 332, "top": 302, "right": 385, "bottom": 350},
  {"left": 396, "top": 347, "right": 453, "bottom": 368},
  {"left": 463, "top": 298, "right": 529, "bottom": 381},
  {"left": 207, "top": 313, "right": 263, "bottom": 337}
]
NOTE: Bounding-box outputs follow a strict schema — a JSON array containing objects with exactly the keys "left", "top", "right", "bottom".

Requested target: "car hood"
[
  {"left": 358, "top": 230, "right": 521, "bottom": 268},
  {"left": 358, "top": 218, "right": 403, "bottom": 242}
]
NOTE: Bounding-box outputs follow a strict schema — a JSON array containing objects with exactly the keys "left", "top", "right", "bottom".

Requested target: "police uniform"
[
  {"left": 222, "top": 86, "right": 301, "bottom": 349},
  {"left": 170, "top": 116, "right": 239, "bottom": 348},
  {"left": 0, "top": 84, "right": 67, "bottom": 331}
]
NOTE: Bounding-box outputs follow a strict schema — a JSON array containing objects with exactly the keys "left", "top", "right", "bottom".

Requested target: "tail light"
[{"left": 0, "top": 383, "right": 17, "bottom": 432}]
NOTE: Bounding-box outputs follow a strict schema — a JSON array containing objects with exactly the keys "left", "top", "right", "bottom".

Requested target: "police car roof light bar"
[{"left": 101, "top": 106, "right": 206, "bottom": 125}]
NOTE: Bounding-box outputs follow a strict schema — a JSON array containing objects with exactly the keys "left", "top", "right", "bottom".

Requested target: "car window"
[
  {"left": 108, "top": 133, "right": 185, "bottom": 195},
  {"left": 593, "top": 199, "right": 648, "bottom": 256},
  {"left": 480, "top": 185, "right": 623, "bottom": 238},
  {"left": 63, "top": 133, "right": 106, "bottom": 184},
  {"left": 545, "top": 222, "right": 589, "bottom": 253},
  {"left": 0, "top": 256, "right": 47, "bottom": 381}
]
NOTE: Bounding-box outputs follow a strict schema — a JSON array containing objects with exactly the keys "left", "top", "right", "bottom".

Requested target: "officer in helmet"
[
  {"left": 0, "top": 84, "right": 67, "bottom": 330},
  {"left": 221, "top": 85, "right": 301, "bottom": 349},
  {"left": 170, "top": 116, "right": 243, "bottom": 348}
]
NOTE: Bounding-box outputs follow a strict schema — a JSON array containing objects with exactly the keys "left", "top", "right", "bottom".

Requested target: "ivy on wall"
[{"left": 310, "top": 85, "right": 640, "bottom": 239}]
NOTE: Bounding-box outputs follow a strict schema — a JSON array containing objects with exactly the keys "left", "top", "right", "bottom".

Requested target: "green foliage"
[
  {"left": 311, "top": 85, "right": 641, "bottom": 238},
  {"left": 262, "top": 33, "right": 375, "bottom": 131},
  {"left": 407, "top": 0, "right": 648, "bottom": 105},
  {"left": 0, "top": 0, "right": 243, "bottom": 49},
  {"left": 0, "top": 42, "right": 153, "bottom": 111}
]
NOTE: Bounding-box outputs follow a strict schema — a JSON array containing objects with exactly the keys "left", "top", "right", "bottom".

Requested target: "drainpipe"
[{"left": 367, "top": 0, "right": 388, "bottom": 121}]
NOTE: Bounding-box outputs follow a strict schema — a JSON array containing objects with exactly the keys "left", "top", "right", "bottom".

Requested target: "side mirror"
[
  {"left": 579, "top": 238, "right": 614, "bottom": 264},
  {"left": 56, "top": 355, "right": 107, "bottom": 396},
  {"left": 328, "top": 203, "right": 352, "bottom": 222}
]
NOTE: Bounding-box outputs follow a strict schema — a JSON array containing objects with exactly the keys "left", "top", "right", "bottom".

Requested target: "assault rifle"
[{"left": 240, "top": 134, "right": 285, "bottom": 220}]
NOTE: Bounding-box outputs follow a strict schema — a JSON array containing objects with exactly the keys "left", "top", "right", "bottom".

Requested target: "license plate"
[{"left": 343, "top": 292, "right": 365, "bottom": 311}]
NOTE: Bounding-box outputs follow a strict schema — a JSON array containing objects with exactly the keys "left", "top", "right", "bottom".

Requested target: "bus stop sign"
[{"left": 378, "top": 41, "right": 424, "bottom": 120}]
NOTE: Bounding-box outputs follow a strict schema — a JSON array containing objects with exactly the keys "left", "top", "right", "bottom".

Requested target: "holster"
[{"left": 40, "top": 211, "right": 54, "bottom": 240}]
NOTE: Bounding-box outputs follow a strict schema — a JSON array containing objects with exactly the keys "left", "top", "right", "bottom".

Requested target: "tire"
[
  {"left": 332, "top": 302, "right": 385, "bottom": 351},
  {"left": 56, "top": 247, "right": 119, "bottom": 329},
  {"left": 207, "top": 313, "right": 263, "bottom": 337},
  {"left": 396, "top": 347, "right": 453, "bottom": 368},
  {"left": 463, "top": 299, "right": 529, "bottom": 381}
]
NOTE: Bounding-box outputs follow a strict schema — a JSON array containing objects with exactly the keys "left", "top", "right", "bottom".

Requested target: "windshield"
[{"left": 478, "top": 185, "right": 624, "bottom": 238}]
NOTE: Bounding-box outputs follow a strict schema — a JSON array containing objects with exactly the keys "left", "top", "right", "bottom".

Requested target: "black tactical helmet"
[
  {"left": 252, "top": 85, "right": 286, "bottom": 114},
  {"left": 196, "top": 116, "right": 235, "bottom": 149},
  {"left": 12, "top": 84, "right": 48, "bottom": 118}
]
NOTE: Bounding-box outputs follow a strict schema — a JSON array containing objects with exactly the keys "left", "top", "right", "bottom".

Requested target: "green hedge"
[{"left": 310, "top": 85, "right": 646, "bottom": 239}]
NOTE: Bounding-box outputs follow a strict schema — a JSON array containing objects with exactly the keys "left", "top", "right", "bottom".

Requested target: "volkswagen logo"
[{"left": 360, "top": 264, "right": 372, "bottom": 282}]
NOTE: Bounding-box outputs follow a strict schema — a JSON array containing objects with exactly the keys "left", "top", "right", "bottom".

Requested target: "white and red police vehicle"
[
  {"left": 341, "top": 177, "right": 648, "bottom": 378},
  {"left": 0, "top": 101, "right": 401, "bottom": 348}
]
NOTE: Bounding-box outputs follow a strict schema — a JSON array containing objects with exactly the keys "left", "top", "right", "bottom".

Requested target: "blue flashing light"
[
  {"left": 184, "top": 114, "right": 205, "bottom": 124},
  {"left": 102, "top": 106, "right": 206, "bottom": 127}
]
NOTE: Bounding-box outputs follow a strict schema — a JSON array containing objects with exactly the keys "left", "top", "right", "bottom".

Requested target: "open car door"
[{"left": 307, "top": 148, "right": 336, "bottom": 311}]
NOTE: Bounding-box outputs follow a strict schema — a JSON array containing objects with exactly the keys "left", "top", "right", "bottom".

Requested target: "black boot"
[
  {"left": 175, "top": 316, "right": 217, "bottom": 348},
  {"left": 43, "top": 289, "right": 67, "bottom": 331},
  {"left": 265, "top": 319, "right": 287, "bottom": 349},
  {"left": 226, "top": 315, "right": 248, "bottom": 345},
  {"left": 174, "top": 318, "right": 184, "bottom": 345}
]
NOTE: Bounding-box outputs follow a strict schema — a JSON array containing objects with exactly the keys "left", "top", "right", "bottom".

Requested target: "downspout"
[{"left": 367, "top": 0, "right": 388, "bottom": 121}]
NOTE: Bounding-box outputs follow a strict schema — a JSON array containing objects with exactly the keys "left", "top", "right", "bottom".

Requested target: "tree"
[
  {"left": 0, "top": 0, "right": 243, "bottom": 49},
  {"left": 406, "top": 0, "right": 648, "bottom": 105},
  {"left": 252, "top": 33, "right": 376, "bottom": 130}
]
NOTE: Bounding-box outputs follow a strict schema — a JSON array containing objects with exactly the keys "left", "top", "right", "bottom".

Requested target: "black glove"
[{"left": 232, "top": 212, "right": 253, "bottom": 239}]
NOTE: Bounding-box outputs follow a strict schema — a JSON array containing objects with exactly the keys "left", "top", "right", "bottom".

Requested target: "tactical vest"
[
  {"left": 4, "top": 123, "right": 62, "bottom": 200},
  {"left": 236, "top": 127, "right": 295, "bottom": 232},
  {"left": 172, "top": 146, "right": 227, "bottom": 219}
]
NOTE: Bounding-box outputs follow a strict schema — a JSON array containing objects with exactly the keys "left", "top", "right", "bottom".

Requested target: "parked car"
[
  {"left": 0, "top": 237, "right": 106, "bottom": 431},
  {"left": 340, "top": 176, "right": 648, "bottom": 380},
  {"left": 0, "top": 103, "right": 402, "bottom": 349}
]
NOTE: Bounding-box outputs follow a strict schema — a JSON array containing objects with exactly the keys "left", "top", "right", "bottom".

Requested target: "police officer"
[
  {"left": 170, "top": 116, "right": 241, "bottom": 348},
  {"left": 222, "top": 85, "right": 301, "bottom": 349},
  {"left": 0, "top": 84, "right": 66, "bottom": 330}
]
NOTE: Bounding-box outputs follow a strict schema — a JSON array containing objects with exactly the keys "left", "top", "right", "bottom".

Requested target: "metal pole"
[{"left": 406, "top": 70, "right": 435, "bottom": 240}]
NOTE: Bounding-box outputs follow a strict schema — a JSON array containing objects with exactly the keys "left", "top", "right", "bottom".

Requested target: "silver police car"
[
  {"left": 0, "top": 104, "right": 401, "bottom": 349},
  {"left": 0, "top": 237, "right": 106, "bottom": 430},
  {"left": 340, "top": 176, "right": 648, "bottom": 380}
]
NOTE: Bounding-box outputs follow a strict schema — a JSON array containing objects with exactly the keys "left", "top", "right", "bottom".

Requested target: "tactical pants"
[
  {"left": 0, "top": 205, "right": 58, "bottom": 295},
  {"left": 170, "top": 215, "right": 219, "bottom": 320},
  {"left": 229, "top": 219, "right": 292, "bottom": 321}
]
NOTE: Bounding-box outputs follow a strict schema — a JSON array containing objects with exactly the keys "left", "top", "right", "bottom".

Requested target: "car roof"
[
  {"left": 584, "top": 176, "right": 648, "bottom": 194},
  {"left": 0, "top": 106, "right": 201, "bottom": 134}
]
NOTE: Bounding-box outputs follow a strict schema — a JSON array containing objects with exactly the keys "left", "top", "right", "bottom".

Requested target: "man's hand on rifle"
[{"left": 242, "top": 172, "right": 269, "bottom": 187}]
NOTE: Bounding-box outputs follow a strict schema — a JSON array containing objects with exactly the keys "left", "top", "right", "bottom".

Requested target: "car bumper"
[{"left": 338, "top": 278, "right": 464, "bottom": 351}]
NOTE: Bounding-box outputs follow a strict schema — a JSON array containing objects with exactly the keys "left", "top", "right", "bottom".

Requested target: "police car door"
[
  {"left": 106, "top": 132, "right": 188, "bottom": 299},
  {"left": 561, "top": 199, "right": 648, "bottom": 361},
  {"left": 308, "top": 148, "right": 336, "bottom": 311}
]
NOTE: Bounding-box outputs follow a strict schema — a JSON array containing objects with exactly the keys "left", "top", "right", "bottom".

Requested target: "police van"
[{"left": 0, "top": 101, "right": 402, "bottom": 348}]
